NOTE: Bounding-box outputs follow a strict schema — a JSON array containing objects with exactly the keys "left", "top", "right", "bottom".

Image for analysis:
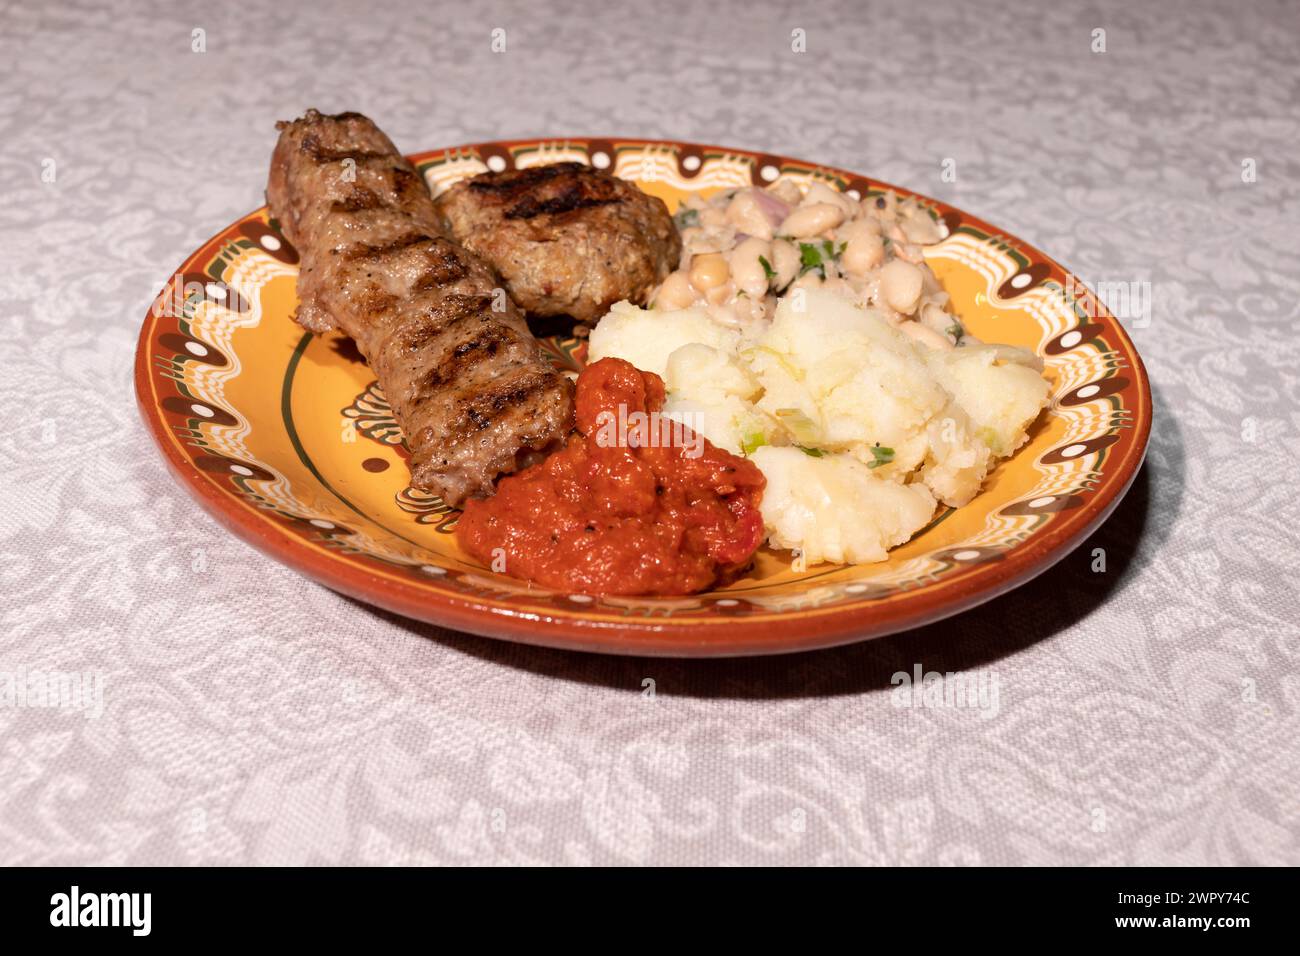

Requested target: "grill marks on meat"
[
  {"left": 436, "top": 161, "right": 681, "bottom": 325},
  {"left": 503, "top": 189, "right": 618, "bottom": 221},
  {"left": 266, "top": 109, "right": 573, "bottom": 507},
  {"left": 470, "top": 165, "right": 624, "bottom": 221}
]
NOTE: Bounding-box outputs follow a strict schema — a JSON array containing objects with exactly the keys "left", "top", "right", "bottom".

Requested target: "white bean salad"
[{"left": 656, "top": 180, "right": 973, "bottom": 351}]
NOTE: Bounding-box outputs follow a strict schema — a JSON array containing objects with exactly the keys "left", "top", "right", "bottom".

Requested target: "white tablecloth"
[{"left": 2, "top": 0, "right": 1297, "bottom": 865}]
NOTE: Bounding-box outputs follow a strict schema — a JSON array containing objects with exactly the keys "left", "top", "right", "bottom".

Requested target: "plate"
[{"left": 135, "top": 138, "right": 1151, "bottom": 657}]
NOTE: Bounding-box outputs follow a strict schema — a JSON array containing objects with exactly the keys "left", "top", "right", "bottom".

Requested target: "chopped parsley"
[
  {"left": 798, "top": 242, "right": 824, "bottom": 274},
  {"left": 673, "top": 207, "right": 700, "bottom": 230},
  {"left": 797, "top": 240, "right": 846, "bottom": 277},
  {"left": 758, "top": 255, "right": 777, "bottom": 281},
  {"left": 946, "top": 322, "right": 964, "bottom": 344},
  {"left": 867, "top": 444, "right": 895, "bottom": 469},
  {"left": 797, "top": 446, "right": 828, "bottom": 458}
]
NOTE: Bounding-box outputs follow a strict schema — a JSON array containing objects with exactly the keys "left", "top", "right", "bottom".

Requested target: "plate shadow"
[{"left": 347, "top": 384, "right": 1180, "bottom": 700}]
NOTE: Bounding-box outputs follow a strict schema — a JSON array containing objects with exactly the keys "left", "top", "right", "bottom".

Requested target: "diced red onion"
[{"left": 751, "top": 189, "right": 792, "bottom": 227}]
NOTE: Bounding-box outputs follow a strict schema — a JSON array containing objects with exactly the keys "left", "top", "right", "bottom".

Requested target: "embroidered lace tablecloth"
[{"left": 2, "top": 0, "right": 1296, "bottom": 865}]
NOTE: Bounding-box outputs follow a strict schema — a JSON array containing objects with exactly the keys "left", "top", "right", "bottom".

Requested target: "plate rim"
[{"left": 134, "top": 136, "right": 1153, "bottom": 657}]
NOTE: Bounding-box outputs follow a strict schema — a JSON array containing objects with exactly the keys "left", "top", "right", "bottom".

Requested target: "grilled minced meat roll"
[
  {"left": 267, "top": 110, "right": 573, "bottom": 507},
  {"left": 435, "top": 162, "right": 681, "bottom": 326}
]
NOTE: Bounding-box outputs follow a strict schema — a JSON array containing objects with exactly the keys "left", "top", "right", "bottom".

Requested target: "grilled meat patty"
[
  {"left": 266, "top": 109, "right": 573, "bottom": 507},
  {"left": 434, "top": 162, "right": 681, "bottom": 325}
]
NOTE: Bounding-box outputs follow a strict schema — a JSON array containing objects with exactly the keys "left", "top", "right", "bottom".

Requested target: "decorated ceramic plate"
[{"left": 135, "top": 138, "right": 1151, "bottom": 657}]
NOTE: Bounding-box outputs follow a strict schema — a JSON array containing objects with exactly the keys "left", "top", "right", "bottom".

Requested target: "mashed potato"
[
  {"left": 751, "top": 291, "right": 960, "bottom": 474},
  {"left": 588, "top": 287, "right": 1049, "bottom": 566},
  {"left": 752, "top": 447, "right": 937, "bottom": 565},
  {"left": 587, "top": 302, "right": 738, "bottom": 379},
  {"left": 660, "top": 344, "right": 772, "bottom": 456},
  {"left": 923, "top": 346, "right": 1050, "bottom": 458}
]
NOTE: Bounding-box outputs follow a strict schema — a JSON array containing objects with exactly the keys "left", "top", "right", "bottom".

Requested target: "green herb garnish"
[
  {"left": 798, "top": 242, "right": 824, "bottom": 275},
  {"left": 797, "top": 446, "right": 828, "bottom": 458},
  {"left": 946, "top": 323, "right": 964, "bottom": 344},
  {"left": 673, "top": 207, "right": 700, "bottom": 229},
  {"left": 867, "top": 444, "right": 895, "bottom": 468},
  {"left": 796, "top": 241, "right": 845, "bottom": 277},
  {"left": 758, "top": 255, "right": 777, "bottom": 281}
]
